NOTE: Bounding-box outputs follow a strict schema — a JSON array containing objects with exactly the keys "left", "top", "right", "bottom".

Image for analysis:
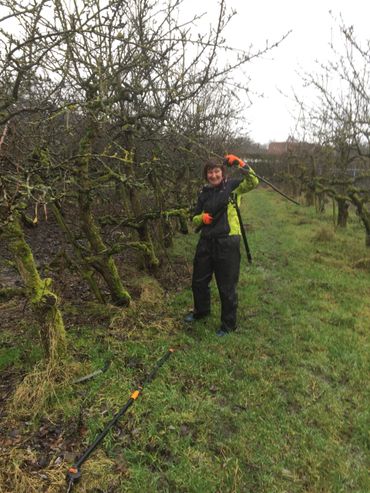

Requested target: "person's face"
[{"left": 207, "top": 166, "right": 223, "bottom": 187}]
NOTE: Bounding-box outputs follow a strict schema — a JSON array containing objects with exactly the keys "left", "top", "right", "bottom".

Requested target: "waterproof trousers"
[{"left": 192, "top": 235, "right": 241, "bottom": 331}]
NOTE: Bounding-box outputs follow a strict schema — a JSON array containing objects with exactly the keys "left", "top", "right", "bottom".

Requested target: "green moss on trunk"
[
  {"left": 127, "top": 183, "right": 159, "bottom": 270},
  {"left": 348, "top": 189, "right": 370, "bottom": 247},
  {"left": 52, "top": 204, "right": 106, "bottom": 304},
  {"left": 76, "top": 131, "right": 131, "bottom": 306},
  {"left": 4, "top": 216, "right": 66, "bottom": 360}
]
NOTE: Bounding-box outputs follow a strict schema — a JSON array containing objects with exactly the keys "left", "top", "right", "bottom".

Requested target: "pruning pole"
[
  {"left": 240, "top": 167, "right": 301, "bottom": 206},
  {"left": 66, "top": 348, "right": 174, "bottom": 493},
  {"left": 230, "top": 194, "right": 252, "bottom": 264}
]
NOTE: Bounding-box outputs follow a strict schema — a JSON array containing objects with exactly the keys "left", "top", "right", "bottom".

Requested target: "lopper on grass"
[{"left": 66, "top": 348, "right": 174, "bottom": 493}]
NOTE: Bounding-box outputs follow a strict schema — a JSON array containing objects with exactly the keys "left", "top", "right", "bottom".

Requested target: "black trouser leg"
[
  {"left": 192, "top": 239, "right": 213, "bottom": 317},
  {"left": 214, "top": 237, "right": 240, "bottom": 331}
]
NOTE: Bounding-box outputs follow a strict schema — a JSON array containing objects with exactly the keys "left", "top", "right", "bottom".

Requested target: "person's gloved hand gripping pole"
[
  {"left": 223, "top": 154, "right": 247, "bottom": 168},
  {"left": 223, "top": 154, "right": 255, "bottom": 172},
  {"left": 223, "top": 154, "right": 259, "bottom": 190}
]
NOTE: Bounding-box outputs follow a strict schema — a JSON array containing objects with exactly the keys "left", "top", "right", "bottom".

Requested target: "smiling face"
[{"left": 206, "top": 166, "right": 223, "bottom": 187}]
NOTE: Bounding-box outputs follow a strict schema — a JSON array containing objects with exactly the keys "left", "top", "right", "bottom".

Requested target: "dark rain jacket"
[{"left": 192, "top": 170, "right": 259, "bottom": 237}]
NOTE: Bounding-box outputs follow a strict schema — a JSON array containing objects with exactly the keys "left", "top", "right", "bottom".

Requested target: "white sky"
[{"left": 180, "top": 0, "right": 370, "bottom": 144}]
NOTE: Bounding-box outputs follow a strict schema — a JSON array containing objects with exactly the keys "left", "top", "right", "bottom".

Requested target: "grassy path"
[
  {"left": 101, "top": 188, "right": 369, "bottom": 492},
  {"left": 4, "top": 188, "right": 369, "bottom": 493}
]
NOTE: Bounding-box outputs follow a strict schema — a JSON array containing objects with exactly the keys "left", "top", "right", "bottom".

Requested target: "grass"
[{"left": 1, "top": 188, "right": 369, "bottom": 492}]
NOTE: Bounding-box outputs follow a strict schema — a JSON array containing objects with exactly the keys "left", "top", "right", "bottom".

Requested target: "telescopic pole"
[
  {"left": 239, "top": 166, "right": 300, "bottom": 206},
  {"left": 66, "top": 348, "right": 174, "bottom": 493}
]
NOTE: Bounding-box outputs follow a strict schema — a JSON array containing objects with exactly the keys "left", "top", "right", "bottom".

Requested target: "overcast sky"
[{"left": 180, "top": 0, "right": 370, "bottom": 144}]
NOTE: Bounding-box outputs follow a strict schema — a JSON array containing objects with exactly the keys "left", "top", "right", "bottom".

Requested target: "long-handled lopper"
[{"left": 66, "top": 348, "right": 174, "bottom": 492}]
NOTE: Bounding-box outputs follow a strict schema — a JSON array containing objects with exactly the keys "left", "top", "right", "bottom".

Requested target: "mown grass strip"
[{"left": 86, "top": 188, "right": 369, "bottom": 492}]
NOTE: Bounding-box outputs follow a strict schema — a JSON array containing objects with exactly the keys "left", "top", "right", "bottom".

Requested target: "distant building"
[
  {"left": 267, "top": 141, "right": 290, "bottom": 155},
  {"left": 267, "top": 139, "right": 315, "bottom": 156}
]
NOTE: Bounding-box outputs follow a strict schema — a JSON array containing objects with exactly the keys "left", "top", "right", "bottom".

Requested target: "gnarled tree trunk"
[
  {"left": 348, "top": 190, "right": 370, "bottom": 247},
  {"left": 336, "top": 197, "right": 349, "bottom": 228},
  {"left": 76, "top": 129, "right": 131, "bottom": 306},
  {"left": 3, "top": 215, "right": 66, "bottom": 360},
  {"left": 52, "top": 203, "right": 106, "bottom": 303}
]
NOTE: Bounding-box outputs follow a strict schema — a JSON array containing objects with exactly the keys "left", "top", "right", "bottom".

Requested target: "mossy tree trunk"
[
  {"left": 314, "top": 191, "right": 327, "bottom": 213},
  {"left": 76, "top": 130, "right": 131, "bottom": 306},
  {"left": 178, "top": 214, "right": 189, "bottom": 234},
  {"left": 125, "top": 152, "right": 159, "bottom": 270},
  {"left": 348, "top": 190, "right": 370, "bottom": 247},
  {"left": 336, "top": 197, "right": 349, "bottom": 228},
  {"left": 148, "top": 167, "right": 173, "bottom": 249},
  {"left": 52, "top": 203, "right": 106, "bottom": 304},
  {"left": 129, "top": 187, "right": 159, "bottom": 269},
  {"left": 4, "top": 216, "right": 66, "bottom": 361},
  {"left": 305, "top": 185, "right": 315, "bottom": 207}
]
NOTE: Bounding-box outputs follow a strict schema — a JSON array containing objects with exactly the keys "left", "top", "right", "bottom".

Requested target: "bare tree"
[{"left": 294, "top": 22, "right": 370, "bottom": 241}]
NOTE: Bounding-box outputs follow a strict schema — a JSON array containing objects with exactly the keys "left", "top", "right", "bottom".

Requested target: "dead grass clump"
[
  {"left": 68, "top": 453, "right": 118, "bottom": 493},
  {"left": 0, "top": 447, "right": 65, "bottom": 493},
  {"left": 312, "top": 227, "right": 335, "bottom": 243},
  {"left": 7, "top": 360, "right": 70, "bottom": 419},
  {"left": 352, "top": 257, "right": 370, "bottom": 271},
  {"left": 0, "top": 447, "right": 117, "bottom": 493},
  {"left": 109, "top": 276, "right": 173, "bottom": 337},
  {"left": 109, "top": 298, "right": 176, "bottom": 343},
  {"left": 138, "top": 276, "right": 164, "bottom": 304},
  {"left": 108, "top": 278, "right": 176, "bottom": 343}
]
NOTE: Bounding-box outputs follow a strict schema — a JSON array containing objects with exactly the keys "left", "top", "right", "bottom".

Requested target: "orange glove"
[
  {"left": 202, "top": 212, "right": 213, "bottom": 225},
  {"left": 224, "top": 154, "right": 247, "bottom": 168}
]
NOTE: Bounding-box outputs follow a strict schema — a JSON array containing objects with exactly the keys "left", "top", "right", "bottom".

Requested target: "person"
[{"left": 184, "top": 154, "right": 259, "bottom": 336}]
